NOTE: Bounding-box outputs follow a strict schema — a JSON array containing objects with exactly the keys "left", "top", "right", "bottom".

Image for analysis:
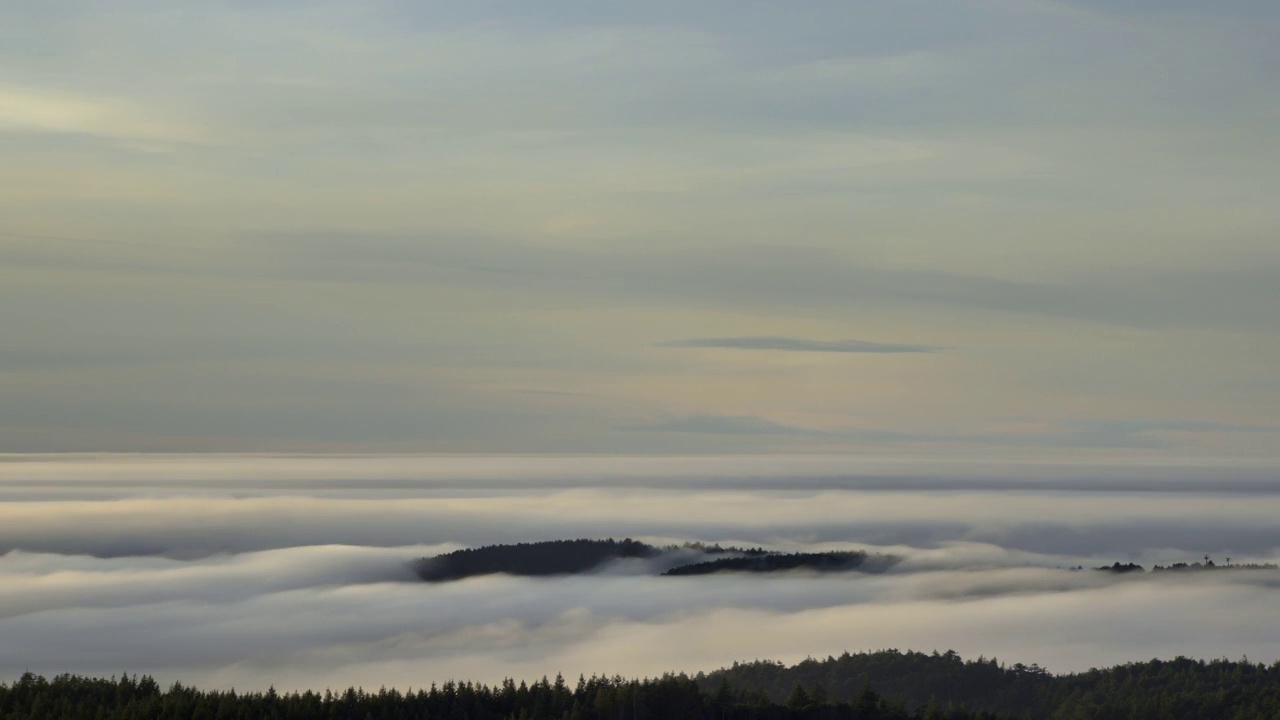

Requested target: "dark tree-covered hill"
[
  {"left": 699, "top": 650, "right": 1280, "bottom": 720},
  {"left": 0, "top": 670, "right": 1013, "bottom": 720},
  {"left": 414, "top": 540, "right": 897, "bottom": 582},
  {"left": 413, "top": 540, "right": 1275, "bottom": 584},
  {"left": 415, "top": 538, "right": 661, "bottom": 581},
  {"left": 663, "top": 551, "right": 882, "bottom": 576},
  {"left": 8, "top": 652, "right": 1280, "bottom": 720}
]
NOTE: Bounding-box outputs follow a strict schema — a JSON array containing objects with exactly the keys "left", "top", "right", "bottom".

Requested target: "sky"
[{"left": 2, "top": 0, "right": 1279, "bottom": 455}]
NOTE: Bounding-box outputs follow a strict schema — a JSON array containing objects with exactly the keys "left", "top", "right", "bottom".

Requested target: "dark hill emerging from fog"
[
  {"left": 413, "top": 539, "right": 896, "bottom": 582},
  {"left": 698, "top": 650, "right": 1280, "bottom": 719},
  {"left": 663, "top": 551, "right": 873, "bottom": 576},
  {"left": 415, "top": 539, "right": 659, "bottom": 582}
]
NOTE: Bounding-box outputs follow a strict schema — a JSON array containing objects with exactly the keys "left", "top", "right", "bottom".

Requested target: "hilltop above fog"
[{"left": 413, "top": 539, "right": 895, "bottom": 581}]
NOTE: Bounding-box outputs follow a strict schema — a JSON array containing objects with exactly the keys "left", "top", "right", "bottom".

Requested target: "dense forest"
[
  {"left": 700, "top": 650, "right": 1280, "bottom": 720},
  {"left": 414, "top": 540, "right": 892, "bottom": 582},
  {"left": 0, "top": 669, "right": 1006, "bottom": 720},
  {"left": 7, "top": 650, "right": 1280, "bottom": 719}
]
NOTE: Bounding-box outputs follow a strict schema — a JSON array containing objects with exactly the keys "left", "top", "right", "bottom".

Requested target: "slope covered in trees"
[
  {"left": 0, "top": 670, "right": 1009, "bottom": 720},
  {"left": 414, "top": 538, "right": 662, "bottom": 581},
  {"left": 7, "top": 652, "right": 1280, "bottom": 720},
  {"left": 699, "top": 650, "right": 1280, "bottom": 720},
  {"left": 414, "top": 539, "right": 893, "bottom": 582},
  {"left": 415, "top": 541, "right": 1275, "bottom": 584},
  {"left": 663, "top": 551, "right": 876, "bottom": 576}
]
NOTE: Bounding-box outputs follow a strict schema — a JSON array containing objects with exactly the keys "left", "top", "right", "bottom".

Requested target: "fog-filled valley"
[
  {"left": 2, "top": 454, "right": 1278, "bottom": 694},
  {"left": 7, "top": 0, "right": 1280, "bottom": 715}
]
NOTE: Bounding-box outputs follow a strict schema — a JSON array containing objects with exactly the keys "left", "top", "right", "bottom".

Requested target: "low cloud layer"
[{"left": 1, "top": 455, "right": 1278, "bottom": 691}]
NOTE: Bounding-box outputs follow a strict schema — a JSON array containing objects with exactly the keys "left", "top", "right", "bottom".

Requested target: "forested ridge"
[
  {"left": 414, "top": 541, "right": 1273, "bottom": 584},
  {"left": 414, "top": 539, "right": 661, "bottom": 582},
  {"left": 6, "top": 651, "right": 1280, "bottom": 719},
  {"left": 0, "top": 669, "right": 1003, "bottom": 720},
  {"left": 700, "top": 650, "right": 1280, "bottom": 720},
  {"left": 663, "top": 551, "right": 873, "bottom": 576},
  {"left": 413, "top": 539, "right": 890, "bottom": 582}
]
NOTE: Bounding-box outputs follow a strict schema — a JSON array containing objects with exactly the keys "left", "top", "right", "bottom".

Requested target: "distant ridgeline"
[
  {"left": 415, "top": 539, "right": 659, "bottom": 582},
  {"left": 1089, "top": 558, "right": 1279, "bottom": 574},
  {"left": 663, "top": 551, "right": 873, "bottom": 576},
  {"left": 413, "top": 539, "right": 897, "bottom": 582},
  {"left": 413, "top": 541, "right": 1273, "bottom": 583}
]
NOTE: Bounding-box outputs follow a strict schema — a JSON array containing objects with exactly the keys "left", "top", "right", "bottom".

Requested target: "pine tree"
[{"left": 787, "top": 683, "right": 812, "bottom": 710}]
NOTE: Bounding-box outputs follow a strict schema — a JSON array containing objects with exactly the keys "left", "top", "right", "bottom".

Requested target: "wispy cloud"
[
  {"left": 618, "top": 415, "right": 821, "bottom": 436},
  {"left": 656, "top": 336, "right": 940, "bottom": 353},
  {"left": 950, "top": 0, "right": 1115, "bottom": 24},
  {"left": 1044, "top": 419, "right": 1278, "bottom": 449},
  {"left": 833, "top": 418, "right": 1280, "bottom": 451},
  {"left": 1085, "top": 419, "right": 1277, "bottom": 434},
  {"left": 249, "top": 236, "right": 1280, "bottom": 333},
  {"left": 0, "top": 86, "right": 205, "bottom": 144}
]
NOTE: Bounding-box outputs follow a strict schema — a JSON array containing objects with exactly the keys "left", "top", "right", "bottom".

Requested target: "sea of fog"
[{"left": 1, "top": 454, "right": 1278, "bottom": 691}]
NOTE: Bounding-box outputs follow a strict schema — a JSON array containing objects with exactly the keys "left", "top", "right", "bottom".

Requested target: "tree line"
[
  {"left": 700, "top": 650, "right": 1280, "bottom": 720},
  {"left": 0, "top": 668, "right": 1007, "bottom": 720},
  {"left": 7, "top": 650, "right": 1280, "bottom": 719}
]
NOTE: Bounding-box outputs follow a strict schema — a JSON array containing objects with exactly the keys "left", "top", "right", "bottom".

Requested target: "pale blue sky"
[{"left": 2, "top": 0, "right": 1278, "bottom": 455}]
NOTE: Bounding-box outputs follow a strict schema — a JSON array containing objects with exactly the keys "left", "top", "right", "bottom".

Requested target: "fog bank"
[{"left": 1, "top": 454, "right": 1277, "bottom": 690}]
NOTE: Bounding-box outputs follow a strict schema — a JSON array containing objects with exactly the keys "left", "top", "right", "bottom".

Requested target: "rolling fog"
[{"left": 2, "top": 454, "right": 1278, "bottom": 691}]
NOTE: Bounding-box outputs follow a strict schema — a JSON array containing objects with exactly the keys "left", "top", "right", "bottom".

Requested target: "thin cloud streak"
[
  {"left": 0, "top": 86, "right": 206, "bottom": 144},
  {"left": 617, "top": 415, "right": 821, "bottom": 436},
  {"left": 656, "top": 336, "right": 941, "bottom": 353}
]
